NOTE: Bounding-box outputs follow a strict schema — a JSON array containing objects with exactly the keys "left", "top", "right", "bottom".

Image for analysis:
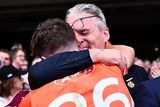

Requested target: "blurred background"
[{"left": 0, "top": 0, "right": 160, "bottom": 62}]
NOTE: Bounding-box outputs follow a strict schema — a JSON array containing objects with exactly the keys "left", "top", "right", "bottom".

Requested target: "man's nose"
[
  {"left": 75, "top": 33, "right": 83, "bottom": 43},
  {"left": 77, "top": 41, "right": 85, "bottom": 50}
]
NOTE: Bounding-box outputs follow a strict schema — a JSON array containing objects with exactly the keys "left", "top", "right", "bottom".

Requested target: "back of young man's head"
[{"left": 31, "top": 18, "right": 77, "bottom": 57}]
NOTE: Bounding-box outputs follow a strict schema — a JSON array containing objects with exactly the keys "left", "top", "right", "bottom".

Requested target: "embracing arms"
[{"left": 29, "top": 45, "right": 135, "bottom": 90}]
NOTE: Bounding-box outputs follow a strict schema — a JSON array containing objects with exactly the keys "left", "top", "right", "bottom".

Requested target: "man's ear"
[{"left": 103, "top": 27, "right": 110, "bottom": 42}]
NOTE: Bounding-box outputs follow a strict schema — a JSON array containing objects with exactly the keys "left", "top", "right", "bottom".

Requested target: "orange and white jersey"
[{"left": 19, "top": 63, "right": 134, "bottom": 107}]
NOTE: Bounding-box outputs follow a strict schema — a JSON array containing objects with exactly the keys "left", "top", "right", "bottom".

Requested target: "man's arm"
[
  {"left": 29, "top": 50, "right": 92, "bottom": 90},
  {"left": 111, "top": 45, "right": 135, "bottom": 68},
  {"left": 90, "top": 45, "right": 135, "bottom": 68},
  {"left": 29, "top": 46, "right": 134, "bottom": 90},
  {"left": 106, "top": 45, "right": 135, "bottom": 68}
]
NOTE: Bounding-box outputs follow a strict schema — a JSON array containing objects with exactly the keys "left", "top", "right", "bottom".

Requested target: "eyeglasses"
[
  {"left": 16, "top": 55, "right": 25, "bottom": 58},
  {"left": 71, "top": 15, "right": 102, "bottom": 31}
]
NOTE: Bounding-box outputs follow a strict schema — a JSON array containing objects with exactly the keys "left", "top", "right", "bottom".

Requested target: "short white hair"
[{"left": 65, "top": 3, "right": 107, "bottom": 27}]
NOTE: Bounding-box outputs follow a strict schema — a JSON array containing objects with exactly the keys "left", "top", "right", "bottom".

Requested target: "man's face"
[
  {"left": 13, "top": 50, "right": 26, "bottom": 68},
  {"left": 13, "top": 76, "right": 24, "bottom": 90},
  {"left": 66, "top": 13, "right": 110, "bottom": 49},
  {"left": 0, "top": 52, "right": 10, "bottom": 66}
]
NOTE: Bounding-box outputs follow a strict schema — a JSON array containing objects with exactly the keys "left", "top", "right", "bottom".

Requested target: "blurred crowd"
[
  {"left": 0, "top": 43, "right": 30, "bottom": 106},
  {"left": 134, "top": 56, "right": 160, "bottom": 78}
]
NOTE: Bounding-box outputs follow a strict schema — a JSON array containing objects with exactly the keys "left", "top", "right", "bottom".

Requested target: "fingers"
[
  {"left": 150, "top": 65, "right": 160, "bottom": 78},
  {"left": 119, "top": 56, "right": 127, "bottom": 75}
]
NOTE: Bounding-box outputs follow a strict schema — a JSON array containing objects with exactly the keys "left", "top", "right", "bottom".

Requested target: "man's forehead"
[
  {"left": 0, "top": 52, "right": 8, "bottom": 55},
  {"left": 67, "top": 13, "right": 93, "bottom": 25}
]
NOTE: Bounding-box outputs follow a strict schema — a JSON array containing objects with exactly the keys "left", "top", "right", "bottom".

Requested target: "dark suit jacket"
[
  {"left": 135, "top": 77, "right": 160, "bottom": 107},
  {"left": 29, "top": 50, "right": 93, "bottom": 90},
  {"left": 123, "top": 65, "right": 149, "bottom": 100}
]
